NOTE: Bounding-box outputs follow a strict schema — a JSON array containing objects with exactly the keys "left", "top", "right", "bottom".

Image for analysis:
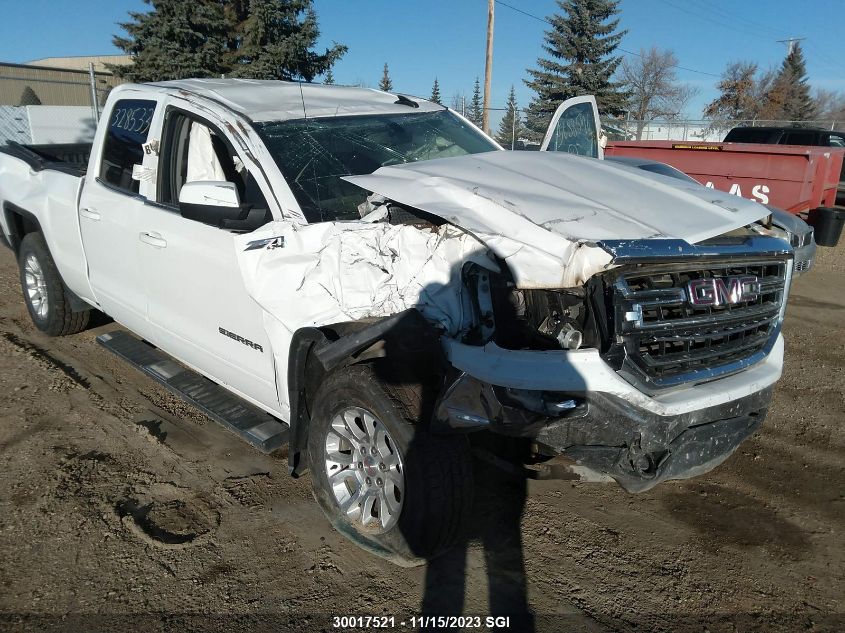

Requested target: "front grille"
[{"left": 609, "top": 259, "right": 790, "bottom": 390}]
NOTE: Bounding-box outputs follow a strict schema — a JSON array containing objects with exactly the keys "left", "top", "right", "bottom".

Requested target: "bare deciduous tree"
[
  {"left": 702, "top": 61, "right": 761, "bottom": 134},
  {"left": 450, "top": 92, "right": 466, "bottom": 114},
  {"left": 620, "top": 47, "right": 698, "bottom": 139},
  {"left": 814, "top": 88, "right": 845, "bottom": 124}
]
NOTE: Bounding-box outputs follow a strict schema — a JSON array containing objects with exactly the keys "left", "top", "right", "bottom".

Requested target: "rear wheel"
[
  {"left": 307, "top": 363, "right": 473, "bottom": 566},
  {"left": 18, "top": 233, "right": 90, "bottom": 336}
]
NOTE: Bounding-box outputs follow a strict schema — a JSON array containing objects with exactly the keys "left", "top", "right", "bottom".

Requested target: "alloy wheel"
[{"left": 323, "top": 406, "right": 405, "bottom": 532}]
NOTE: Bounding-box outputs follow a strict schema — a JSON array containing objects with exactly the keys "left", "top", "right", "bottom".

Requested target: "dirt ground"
[{"left": 0, "top": 242, "right": 842, "bottom": 633}]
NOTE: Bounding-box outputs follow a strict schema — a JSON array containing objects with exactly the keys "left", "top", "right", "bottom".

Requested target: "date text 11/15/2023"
[{"left": 332, "top": 615, "right": 512, "bottom": 629}]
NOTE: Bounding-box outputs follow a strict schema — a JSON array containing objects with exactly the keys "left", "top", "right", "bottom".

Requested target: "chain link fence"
[
  {"left": 0, "top": 62, "right": 117, "bottom": 144},
  {"left": 484, "top": 106, "right": 845, "bottom": 148},
  {"left": 613, "top": 118, "right": 844, "bottom": 143},
  {"left": 0, "top": 107, "right": 31, "bottom": 144}
]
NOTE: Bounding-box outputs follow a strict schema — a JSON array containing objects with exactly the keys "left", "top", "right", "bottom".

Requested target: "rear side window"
[
  {"left": 99, "top": 98, "right": 156, "bottom": 194},
  {"left": 828, "top": 134, "right": 845, "bottom": 148},
  {"left": 783, "top": 130, "right": 817, "bottom": 146},
  {"left": 723, "top": 128, "right": 782, "bottom": 144}
]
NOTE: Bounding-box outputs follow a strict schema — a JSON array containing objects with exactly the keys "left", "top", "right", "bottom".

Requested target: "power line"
[
  {"left": 688, "top": 0, "right": 787, "bottom": 38},
  {"left": 494, "top": 0, "right": 720, "bottom": 78},
  {"left": 673, "top": 0, "right": 841, "bottom": 76},
  {"left": 657, "top": 0, "right": 777, "bottom": 43},
  {"left": 777, "top": 37, "right": 805, "bottom": 56}
]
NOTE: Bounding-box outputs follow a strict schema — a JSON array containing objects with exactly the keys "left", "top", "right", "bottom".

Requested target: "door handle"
[
  {"left": 80, "top": 207, "right": 100, "bottom": 221},
  {"left": 139, "top": 231, "right": 167, "bottom": 248}
]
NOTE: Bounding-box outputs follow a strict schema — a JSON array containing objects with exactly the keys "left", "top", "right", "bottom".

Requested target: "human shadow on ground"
[{"left": 417, "top": 434, "right": 535, "bottom": 632}]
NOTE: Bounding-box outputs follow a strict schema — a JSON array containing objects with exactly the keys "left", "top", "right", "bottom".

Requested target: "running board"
[{"left": 96, "top": 330, "right": 288, "bottom": 453}]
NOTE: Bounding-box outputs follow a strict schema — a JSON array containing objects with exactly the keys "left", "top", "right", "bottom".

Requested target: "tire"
[
  {"left": 18, "top": 232, "right": 90, "bottom": 336},
  {"left": 307, "top": 363, "right": 473, "bottom": 566}
]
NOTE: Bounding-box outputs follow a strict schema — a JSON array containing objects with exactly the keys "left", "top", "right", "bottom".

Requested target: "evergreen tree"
[
  {"left": 324, "top": 67, "right": 335, "bottom": 84},
  {"left": 112, "top": 0, "right": 229, "bottom": 81},
  {"left": 524, "top": 0, "right": 628, "bottom": 141},
  {"left": 766, "top": 43, "right": 816, "bottom": 122},
  {"left": 430, "top": 78, "right": 442, "bottom": 104},
  {"left": 496, "top": 86, "right": 522, "bottom": 148},
  {"left": 112, "top": 0, "right": 346, "bottom": 82},
  {"left": 468, "top": 78, "right": 483, "bottom": 126},
  {"left": 226, "top": 0, "right": 346, "bottom": 81},
  {"left": 379, "top": 63, "right": 393, "bottom": 92}
]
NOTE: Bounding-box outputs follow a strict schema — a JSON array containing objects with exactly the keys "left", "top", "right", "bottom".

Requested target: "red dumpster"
[{"left": 604, "top": 140, "right": 845, "bottom": 215}]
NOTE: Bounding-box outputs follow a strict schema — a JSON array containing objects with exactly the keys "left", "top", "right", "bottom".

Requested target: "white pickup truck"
[{"left": 0, "top": 80, "right": 793, "bottom": 563}]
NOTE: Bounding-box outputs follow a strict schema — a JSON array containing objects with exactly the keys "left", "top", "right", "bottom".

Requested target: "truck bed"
[
  {"left": 0, "top": 142, "right": 91, "bottom": 177},
  {"left": 0, "top": 141, "right": 93, "bottom": 302}
]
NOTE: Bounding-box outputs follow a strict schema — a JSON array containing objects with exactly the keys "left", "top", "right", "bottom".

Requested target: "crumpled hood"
[{"left": 343, "top": 150, "right": 768, "bottom": 244}]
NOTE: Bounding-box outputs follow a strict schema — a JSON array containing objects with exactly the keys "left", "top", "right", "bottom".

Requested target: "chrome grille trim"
[{"left": 606, "top": 253, "right": 793, "bottom": 392}]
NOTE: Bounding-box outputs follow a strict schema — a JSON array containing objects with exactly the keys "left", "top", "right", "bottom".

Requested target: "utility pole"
[
  {"left": 777, "top": 37, "right": 805, "bottom": 55},
  {"left": 483, "top": 0, "right": 494, "bottom": 135},
  {"left": 511, "top": 114, "right": 516, "bottom": 150},
  {"left": 88, "top": 63, "right": 100, "bottom": 125}
]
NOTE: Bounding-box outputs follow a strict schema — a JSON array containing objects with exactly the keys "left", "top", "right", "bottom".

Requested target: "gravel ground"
[{"left": 0, "top": 242, "right": 842, "bottom": 633}]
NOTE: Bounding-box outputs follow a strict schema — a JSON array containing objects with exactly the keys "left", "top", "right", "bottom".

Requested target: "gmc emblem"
[{"left": 686, "top": 276, "right": 760, "bottom": 306}]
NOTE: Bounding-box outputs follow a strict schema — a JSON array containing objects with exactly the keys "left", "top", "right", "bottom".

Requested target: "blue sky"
[{"left": 0, "top": 0, "right": 842, "bottom": 122}]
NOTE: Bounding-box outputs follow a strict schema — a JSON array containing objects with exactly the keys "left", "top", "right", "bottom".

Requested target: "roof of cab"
[{"left": 144, "top": 78, "right": 444, "bottom": 122}]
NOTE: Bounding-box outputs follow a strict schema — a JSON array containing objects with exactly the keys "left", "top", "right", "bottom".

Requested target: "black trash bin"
[{"left": 807, "top": 207, "right": 845, "bottom": 247}]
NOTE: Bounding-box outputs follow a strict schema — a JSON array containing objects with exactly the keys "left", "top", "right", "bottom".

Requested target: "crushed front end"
[{"left": 433, "top": 235, "right": 793, "bottom": 492}]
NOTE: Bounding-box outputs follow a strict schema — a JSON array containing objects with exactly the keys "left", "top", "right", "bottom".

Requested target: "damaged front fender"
[
  {"left": 285, "top": 309, "right": 444, "bottom": 476},
  {"left": 234, "top": 220, "right": 496, "bottom": 464}
]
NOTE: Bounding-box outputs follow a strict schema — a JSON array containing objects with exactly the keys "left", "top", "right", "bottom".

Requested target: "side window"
[
  {"left": 546, "top": 102, "right": 599, "bottom": 158},
  {"left": 828, "top": 134, "right": 845, "bottom": 148},
  {"left": 158, "top": 110, "right": 270, "bottom": 221},
  {"left": 99, "top": 99, "right": 156, "bottom": 194},
  {"left": 783, "top": 130, "right": 816, "bottom": 146}
]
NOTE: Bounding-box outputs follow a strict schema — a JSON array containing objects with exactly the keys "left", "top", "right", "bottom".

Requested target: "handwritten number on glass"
[{"left": 110, "top": 107, "right": 154, "bottom": 136}]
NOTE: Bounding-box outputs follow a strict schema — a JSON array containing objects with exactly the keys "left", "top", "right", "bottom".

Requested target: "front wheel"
[
  {"left": 307, "top": 363, "right": 473, "bottom": 566},
  {"left": 18, "top": 232, "right": 90, "bottom": 336}
]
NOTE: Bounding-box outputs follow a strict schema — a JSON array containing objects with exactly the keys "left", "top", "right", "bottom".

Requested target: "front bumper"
[
  {"left": 536, "top": 388, "right": 769, "bottom": 492},
  {"left": 435, "top": 338, "right": 780, "bottom": 493}
]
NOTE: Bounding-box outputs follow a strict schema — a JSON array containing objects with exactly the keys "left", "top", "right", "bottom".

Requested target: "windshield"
[{"left": 254, "top": 110, "right": 499, "bottom": 222}]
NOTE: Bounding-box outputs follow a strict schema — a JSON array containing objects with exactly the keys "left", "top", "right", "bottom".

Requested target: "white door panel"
[
  {"left": 139, "top": 203, "right": 279, "bottom": 412},
  {"left": 78, "top": 179, "right": 148, "bottom": 334}
]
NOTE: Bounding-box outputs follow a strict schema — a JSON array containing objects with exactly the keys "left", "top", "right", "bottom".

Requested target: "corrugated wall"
[{"left": 0, "top": 62, "right": 121, "bottom": 107}]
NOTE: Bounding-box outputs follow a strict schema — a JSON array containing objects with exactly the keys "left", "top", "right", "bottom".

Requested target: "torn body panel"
[{"left": 234, "top": 219, "right": 496, "bottom": 416}]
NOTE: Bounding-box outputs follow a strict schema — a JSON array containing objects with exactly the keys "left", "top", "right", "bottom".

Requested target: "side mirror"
[{"left": 179, "top": 181, "right": 242, "bottom": 226}]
